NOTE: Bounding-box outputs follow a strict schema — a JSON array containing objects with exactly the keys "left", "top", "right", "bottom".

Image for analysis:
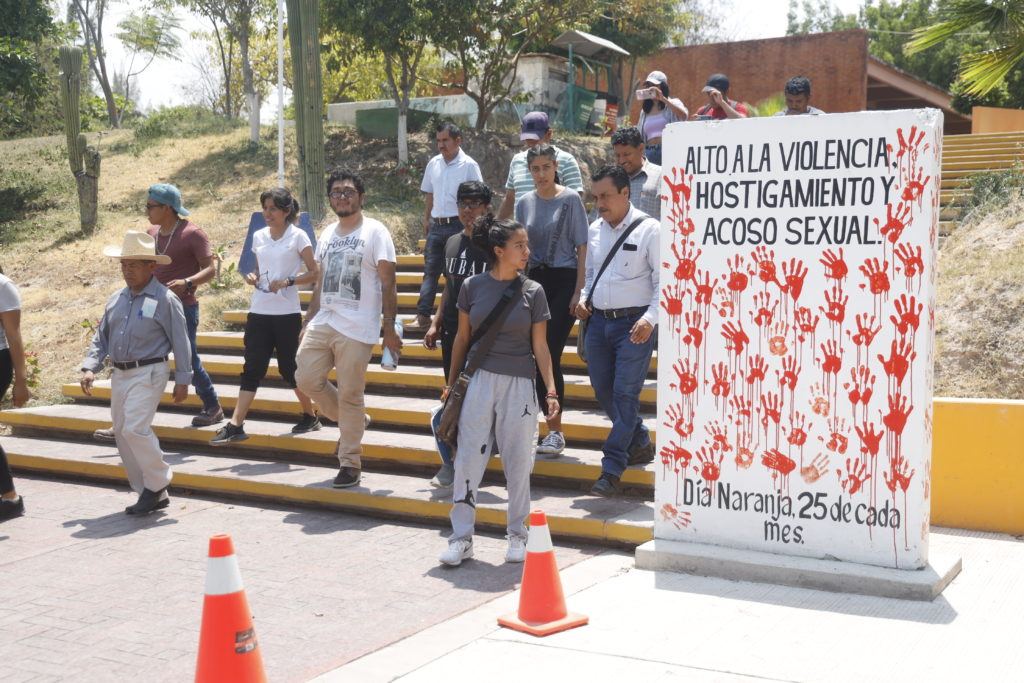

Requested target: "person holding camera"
[
  {"left": 635, "top": 70, "right": 688, "bottom": 166},
  {"left": 693, "top": 73, "right": 749, "bottom": 121}
]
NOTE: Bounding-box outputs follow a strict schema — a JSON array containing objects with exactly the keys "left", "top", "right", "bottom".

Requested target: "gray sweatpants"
[{"left": 450, "top": 369, "right": 538, "bottom": 542}]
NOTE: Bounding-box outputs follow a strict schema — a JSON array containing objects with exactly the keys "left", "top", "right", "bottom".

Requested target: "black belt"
[
  {"left": 592, "top": 306, "right": 648, "bottom": 320},
  {"left": 111, "top": 356, "right": 168, "bottom": 370},
  {"left": 432, "top": 216, "right": 460, "bottom": 226}
]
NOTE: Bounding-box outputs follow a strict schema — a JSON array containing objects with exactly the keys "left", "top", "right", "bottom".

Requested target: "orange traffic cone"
[
  {"left": 498, "top": 510, "right": 589, "bottom": 636},
  {"left": 195, "top": 534, "right": 267, "bottom": 683}
]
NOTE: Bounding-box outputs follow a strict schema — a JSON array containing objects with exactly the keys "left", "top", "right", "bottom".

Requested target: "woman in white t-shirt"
[
  {"left": 0, "top": 268, "right": 30, "bottom": 520},
  {"left": 211, "top": 188, "right": 321, "bottom": 444}
]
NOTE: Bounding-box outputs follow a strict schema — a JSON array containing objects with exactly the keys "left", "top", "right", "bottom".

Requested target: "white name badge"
[{"left": 140, "top": 297, "right": 158, "bottom": 319}]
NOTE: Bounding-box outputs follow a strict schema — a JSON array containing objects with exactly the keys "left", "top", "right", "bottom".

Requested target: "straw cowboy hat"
[{"left": 103, "top": 231, "right": 172, "bottom": 265}]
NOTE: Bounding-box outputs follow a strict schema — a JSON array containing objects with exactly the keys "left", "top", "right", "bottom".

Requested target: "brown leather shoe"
[{"left": 192, "top": 405, "right": 224, "bottom": 427}]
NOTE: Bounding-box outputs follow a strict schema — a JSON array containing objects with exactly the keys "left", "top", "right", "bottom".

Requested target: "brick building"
[{"left": 631, "top": 30, "right": 969, "bottom": 134}]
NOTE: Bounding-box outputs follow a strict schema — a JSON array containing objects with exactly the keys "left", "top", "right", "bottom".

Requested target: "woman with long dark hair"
[
  {"left": 515, "top": 143, "right": 588, "bottom": 457},
  {"left": 0, "top": 267, "right": 30, "bottom": 520},
  {"left": 211, "top": 188, "right": 321, "bottom": 444},
  {"left": 635, "top": 70, "right": 688, "bottom": 165},
  {"left": 439, "top": 216, "right": 558, "bottom": 567}
]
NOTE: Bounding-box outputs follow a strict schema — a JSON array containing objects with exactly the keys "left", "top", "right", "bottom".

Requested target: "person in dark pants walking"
[
  {"left": 515, "top": 143, "right": 589, "bottom": 457},
  {"left": 575, "top": 165, "right": 660, "bottom": 497},
  {"left": 0, "top": 268, "right": 30, "bottom": 520}
]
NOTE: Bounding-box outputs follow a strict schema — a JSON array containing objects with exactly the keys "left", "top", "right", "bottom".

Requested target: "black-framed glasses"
[
  {"left": 329, "top": 189, "right": 359, "bottom": 199},
  {"left": 457, "top": 200, "right": 487, "bottom": 210}
]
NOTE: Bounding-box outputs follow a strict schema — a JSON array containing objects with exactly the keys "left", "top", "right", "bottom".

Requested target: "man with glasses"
[
  {"left": 93, "top": 184, "right": 223, "bottom": 441},
  {"left": 423, "top": 181, "right": 492, "bottom": 488},
  {"left": 295, "top": 168, "right": 401, "bottom": 489},
  {"left": 412, "top": 122, "right": 483, "bottom": 330}
]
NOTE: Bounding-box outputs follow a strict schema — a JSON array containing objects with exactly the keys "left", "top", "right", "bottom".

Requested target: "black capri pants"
[
  {"left": 528, "top": 266, "right": 578, "bottom": 410},
  {"left": 240, "top": 312, "right": 302, "bottom": 391},
  {"left": 1, "top": 348, "right": 15, "bottom": 494}
]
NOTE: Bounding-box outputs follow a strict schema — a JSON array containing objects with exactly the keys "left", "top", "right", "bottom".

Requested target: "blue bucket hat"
[{"left": 148, "top": 183, "right": 189, "bottom": 216}]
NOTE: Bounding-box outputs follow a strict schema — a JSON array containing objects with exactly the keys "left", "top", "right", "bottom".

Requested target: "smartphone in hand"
[{"left": 635, "top": 88, "right": 657, "bottom": 100}]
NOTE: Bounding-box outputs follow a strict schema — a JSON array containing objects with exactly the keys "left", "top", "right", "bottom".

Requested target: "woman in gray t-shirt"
[
  {"left": 439, "top": 216, "right": 558, "bottom": 567},
  {"left": 515, "top": 143, "right": 589, "bottom": 459}
]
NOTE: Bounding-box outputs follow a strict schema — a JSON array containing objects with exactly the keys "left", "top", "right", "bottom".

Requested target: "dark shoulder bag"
[
  {"left": 577, "top": 217, "right": 648, "bottom": 363},
  {"left": 438, "top": 275, "right": 526, "bottom": 446}
]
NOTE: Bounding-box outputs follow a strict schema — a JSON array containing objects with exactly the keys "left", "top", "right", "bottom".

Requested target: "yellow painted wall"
[
  {"left": 932, "top": 398, "right": 1024, "bottom": 535},
  {"left": 971, "top": 106, "right": 1024, "bottom": 134}
]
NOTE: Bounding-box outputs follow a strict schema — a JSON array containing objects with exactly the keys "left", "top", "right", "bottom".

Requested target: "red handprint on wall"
[
  {"left": 726, "top": 255, "right": 749, "bottom": 293},
  {"left": 859, "top": 257, "right": 890, "bottom": 295},
  {"left": 761, "top": 448, "right": 797, "bottom": 476},
  {"left": 660, "top": 442, "right": 694, "bottom": 474},
  {"left": 751, "top": 291, "right": 778, "bottom": 328},
  {"left": 821, "top": 286, "right": 848, "bottom": 324},
  {"left": 750, "top": 245, "right": 783, "bottom": 289},
  {"left": 894, "top": 243, "right": 924, "bottom": 278},
  {"left": 777, "top": 355, "right": 801, "bottom": 391},
  {"left": 800, "top": 453, "right": 831, "bottom": 484},
  {"left": 901, "top": 167, "right": 930, "bottom": 203},
  {"left": 808, "top": 382, "right": 830, "bottom": 417},
  {"left": 876, "top": 202, "right": 912, "bottom": 244},
  {"left": 695, "top": 446, "right": 723, "bottom": 482},
  {"left": 664, "top": 404, "right": 694, "bottom": 439},
  {"left": 706, "top": 420, "right": 732, "bottom": 452},
  {"left": 682, "top": 311, "right": 707, "bottom": 349},
  {"left": 729, "top": 394, "right": 752, "bottom": 421},
  {"left": 711, "top": 362, "right": 732, "bottom": 398},
  {"left": 840, "top": 457, "right": 872, "bottom": 495},
  {"left": 660, "top": 503, "right": 693, "bottom": 530},
  {"left": 759, "top": 391, "right": 783, "bottom": 428},
  {"left": 851, "top": 313, "right": 881, "bottom": 348},
  {"left": 785, "top": 411, "right": 809, "bottom": 446},
  {"left": 883, "top": 454, "right": 916, "bottom": 493},
  {"left": 667, "top": 239, "right": 702, "bottom": 282},
  {"left": 794, "top": 307, "right": 820, "bottom": 341},
  {"left": 855, "top": 421, "right": 884, "bottom": 457},
  {"left": 878, "top": 338, "right": 917, "bottom": 385},
  {"left": 820, "top": 248, "right": 848, "bottom": 280},
  {"left": 768, "top": 321, "right": 790, "bottom": 356},
  {"left": 671, "top": 358, "right": 699, "bottom": 395},
  {"left": 745, "top": 354, "right": 767, "bottom": 385},
  {"left": 660, "top": 283, "right": 684, "bottom": 318},
  {"left": 846, "top": 365, "right": 876, "bottom": 408},
  {"left": 819, "top": 340, "right": 844, "bottom": 375},
  {"left": 694, "top": 271, "right": 717, "bottom": 306},
  {"left": 890, "top": 294, "right": 922, "bottom": 336},
  {"left": 824, "top": 419, "right": 850, "bottom": 455},
  {"left": 781, "top": 258, "right": 807, "bottom": 302},
  {"left": 883, "top": 392, "right": 913, "bottom": 436},
  {"left": 722, "top": 320, "right": 750, "bottom": 355}
]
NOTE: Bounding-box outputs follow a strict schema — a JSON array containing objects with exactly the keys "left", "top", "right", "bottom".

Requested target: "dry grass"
[
  {"left": 935, "top": 199, "right": 1024, "bottom": 399},
  {"left": 0, "top": 124, "right": 428, "bottom": 407}
]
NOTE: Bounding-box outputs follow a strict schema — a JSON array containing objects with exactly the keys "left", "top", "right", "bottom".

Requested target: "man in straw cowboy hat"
[{"left": 80, "top": 231, "right": 192, "bottom": 514}]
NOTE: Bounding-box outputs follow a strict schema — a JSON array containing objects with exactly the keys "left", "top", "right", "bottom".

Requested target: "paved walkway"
[
  {"left": 0, "top": 476, "right": 599, "bottom": 682},
  {"left": 321, "top": 527, "right": 1024, "bottom": 682}
]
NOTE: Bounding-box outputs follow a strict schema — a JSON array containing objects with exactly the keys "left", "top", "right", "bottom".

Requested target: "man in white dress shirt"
[
  {"left": 413, "top": 122, "right": 483, "bottom": 329},
  {"left": 575, "top": 164, "right": 660, "bottom": 496}
]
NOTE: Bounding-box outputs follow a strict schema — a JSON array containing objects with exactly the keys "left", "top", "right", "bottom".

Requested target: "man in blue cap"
[
  {"left": 93, "top": 184, "right": 224, "bottom": 440},
  {"left": 496, "top": 111, "right": 585, "bottom": 219}
]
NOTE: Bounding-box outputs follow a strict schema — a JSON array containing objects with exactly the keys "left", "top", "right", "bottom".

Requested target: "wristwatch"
[
  {"left": 287, "top": 276, "right": 296, "bottom": 286},
  {"left": 184, "top": 278, "right": 193, "bottom": 291}
]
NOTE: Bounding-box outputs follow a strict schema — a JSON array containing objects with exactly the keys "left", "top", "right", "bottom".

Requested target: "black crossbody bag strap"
[
  {"left": 462, "top": 274, "right": 526, "bottom": 376},
  {"left": 584, "top": 217, "right": 647, "bottom": 308}
]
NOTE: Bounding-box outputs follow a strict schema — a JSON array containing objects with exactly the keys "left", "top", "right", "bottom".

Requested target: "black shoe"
[
  {"left": 627, "top": 441, "right": 656, "bottom": 466},
  {"left": 125, "top": 487, "right": 170, "bottom": 515},
  {"left": 210, "top": 423, "right": 248, "bottom": 445},
  {"left": 292, "top": 413, "right": 322, "bottom": 434},
  {"left": 590, "top": 472, "right": 621, "bottom": 497},
  {"left": 192, "top": 405, "right": 225, "bottom": 427},
  {"left": 333, "top": 467, "right": 361, "bottom": 488},
  {"left": 0, "top": 496, "right": 25, "bottom": 521}
]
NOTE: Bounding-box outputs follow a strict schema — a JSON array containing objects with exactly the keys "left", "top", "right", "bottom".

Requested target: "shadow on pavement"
[{"left": 62, "top": 509, "right": 178, "bottom": 538}]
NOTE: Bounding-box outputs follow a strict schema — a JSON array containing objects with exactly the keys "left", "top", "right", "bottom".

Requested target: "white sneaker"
[
  {"left": 536, "top": 431, "right": 565, "bottom": 457},
  {"left": 439, "top": 538, "right": 474, "bottom": 566},
  {"left": 505, "top": 536, "right": 527, "bottom": 563}
]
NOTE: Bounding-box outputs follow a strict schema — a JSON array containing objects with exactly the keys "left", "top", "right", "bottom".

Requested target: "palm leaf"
[{"left": 958, "top": 42, "right": 1024, "bottom": 95}]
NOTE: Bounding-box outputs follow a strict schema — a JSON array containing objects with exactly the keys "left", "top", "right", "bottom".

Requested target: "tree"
[
  {"left": 907, "top": 0, "right": 1024, "bottom": 98},
  {"left": 0, "top": 0, "right": 60, "bottom": 131},
  {"left": 183, "top": 0, "right": 274, "bottom": 146},
  {"left": 324, "top": 0, "right": 440, "bottom": 165},
  {"left": 115, "top": 9, "right": 182, "bottom": 124},
  {"left": 431, "top": 0, "right": 602, "bottom": 130},
  {"left": 70, "top": 0, "right": 121, "bottom": 127}
]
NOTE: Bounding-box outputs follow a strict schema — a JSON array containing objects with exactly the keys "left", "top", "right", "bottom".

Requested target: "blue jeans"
[
  {"left": 645, "top": 143, "right": 662, "bottom": 166},
  {"left": 183, "top": 303, "right": 219, "bottom": 409},
  {"left": 417, "top": 222, "right": 460, "bottom": 317},
  {"left": 585, "top": 311, "right": 655, "bottom": 477}
]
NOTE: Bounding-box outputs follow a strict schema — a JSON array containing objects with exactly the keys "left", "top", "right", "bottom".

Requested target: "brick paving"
[{"left": 0, "top": 476, "right": 601, "bottom": 682}]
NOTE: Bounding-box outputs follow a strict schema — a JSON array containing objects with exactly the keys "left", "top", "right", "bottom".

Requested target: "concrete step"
[
  {"left": 945, "top": 132, "right": 1024, "bottom": 145},
  {"left": 193, "top": 332, "right": 654, "bottom": 375},
  {"left": 61, "top": 380, "right": 658, "bottom": 448},
  {"left": 397, "top": 255, "right": 424, "bottom": 269},
  {"left": 1, "top": 433, "right": 653, "bottom": 547},
  {"left": 183, "top": 351, "right": 657, "bottom": 408}
]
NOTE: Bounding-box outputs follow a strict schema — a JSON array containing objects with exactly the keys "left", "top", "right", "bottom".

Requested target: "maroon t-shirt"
[{"left": 147, "top": 220, "right": 212, "bottom": 307}]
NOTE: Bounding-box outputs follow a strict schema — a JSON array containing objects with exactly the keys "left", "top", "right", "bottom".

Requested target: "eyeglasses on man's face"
[
  {"left": 457, "top": 200, "right": 487, "bottom": 210},
  {"left": 329, "top": 189, "right": 359, "bottom": 199}
]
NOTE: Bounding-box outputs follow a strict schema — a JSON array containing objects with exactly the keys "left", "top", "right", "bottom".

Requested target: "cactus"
[
  {"left": 285, "top": 0, "right": 326, "bottom": 224},
  {"left": 59, "top": 46, "right": 100, "bottom": 234}
]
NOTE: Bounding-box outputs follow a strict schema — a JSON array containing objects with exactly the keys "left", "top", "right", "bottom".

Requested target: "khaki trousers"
[
  {"left": 295, "top": 324, "right": 374, "bottom": 468},
  {"left": 111, "top": 362, "right": 172, "bottom": 493}
]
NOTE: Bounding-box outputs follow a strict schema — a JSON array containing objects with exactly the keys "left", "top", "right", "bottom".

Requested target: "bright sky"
[{"left": 112, "top": 0, "right": 866, "bottom": 113}]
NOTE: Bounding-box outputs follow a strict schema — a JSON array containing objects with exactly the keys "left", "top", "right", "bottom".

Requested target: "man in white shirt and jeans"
[
  {"left": 575, "top": 164, "right": 660, "bottom": 497},
  {"left": 413, "top": 122, "right": 483, "bottom": 329},
  {"left": 295, "top": 168, "right": 401, "bottom": 488}
]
